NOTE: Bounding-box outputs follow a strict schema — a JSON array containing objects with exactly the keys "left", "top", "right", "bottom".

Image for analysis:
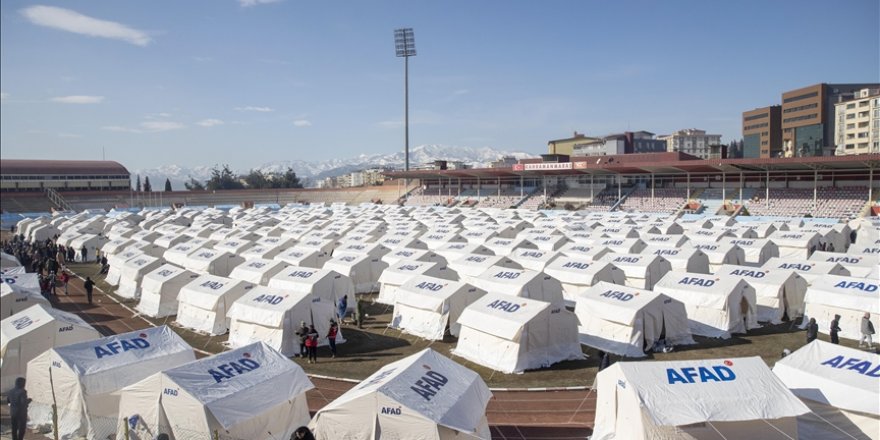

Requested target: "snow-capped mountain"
[{"left": 133, "top": 144, "right": 535, "bottom": 189}]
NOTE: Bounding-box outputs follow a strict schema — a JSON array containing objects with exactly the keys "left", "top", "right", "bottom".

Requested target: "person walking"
[
  {"left": 83, "top": 276, "right": 94, "bottom": 305},
  {"left": 80, "top": 245, "right": 88, "bottom": 263},
  {"left": 7, "top": 377, "right": 31, "bottom": 440},
  {"left": 830, "top": 314, "right": 842, "bottom": 344},
  {"left": 60, "top": 271, "right": 70, "bottom": 295},
  {"left": 337, "top": 294, "right": 348, "bottom": 323},
  {"left": 806, "top": 318, "right": 819, "bottom": 344},
  {"left": 326, "top": 321, "right": 338, "bottom": 358},
  {"left": 860, "top": 313, "right": 875, "bottom": 349},
  {"left": 306, "top": 325, "right": 319, "bottom": 364},
  {"left": 296, "top": 321, "right": 309, "bottom": 358}
]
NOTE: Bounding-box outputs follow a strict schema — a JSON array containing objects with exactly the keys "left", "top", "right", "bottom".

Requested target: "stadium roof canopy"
[
  {"left": 385, "top": 152, "right": 880, "bottom": 179},
  {"left": 0, "top": 160, "right": 130, "bottom": 176}
]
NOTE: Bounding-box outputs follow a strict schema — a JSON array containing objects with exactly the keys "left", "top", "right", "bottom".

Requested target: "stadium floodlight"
[{"left": 394, "top": 28, "right": 416, "bottom": 172}]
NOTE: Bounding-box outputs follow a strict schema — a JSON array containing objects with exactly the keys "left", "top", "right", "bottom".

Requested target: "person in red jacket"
[
  {"left": 305, "top": 325, "right": 319, "bottom": 364},
  {"left": 59, "top": 271, "right": 70, "bottom": 296},
  {"left": 326, "top": 321, "right": 338, "bottom": 358}
]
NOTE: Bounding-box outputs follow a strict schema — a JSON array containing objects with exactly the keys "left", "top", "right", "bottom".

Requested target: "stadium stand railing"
[{"left": 745, "top": 186, "right": 869, "bottom": 219}]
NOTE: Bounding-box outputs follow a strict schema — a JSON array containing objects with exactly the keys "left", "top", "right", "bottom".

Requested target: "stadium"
[{"left": 1, "top": 152, "right": 879, "bottom": 439}]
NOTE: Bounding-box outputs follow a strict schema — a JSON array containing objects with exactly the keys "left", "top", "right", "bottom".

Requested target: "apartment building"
[
  {"left": 741, "top": 106, "right": 781, "bottom": 158},
  {"left": 658, "top": 128, "right": 723, "bottom": 159},
  {"left": 834, "top": 88, "right": 880, "bottom": 155}
]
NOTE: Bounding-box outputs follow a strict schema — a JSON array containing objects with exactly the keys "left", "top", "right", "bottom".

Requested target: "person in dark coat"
[
  {"left": 306, "top": 325, "right": 319, "bottom": 364},
  {"left": 80, "top": 245, "right": 88, "bottom": 262},
  {"left": 830, "top": 314, "right": 842, "bottom": 344},
  {"left": 292, "top": 426, "right": 315, "bottom": 440},
  {"left": 598, "top": 351, "right": 611, "bottom": 371},
  {"left": 7, "top": 377, "right": 31, "bottom": 440},
  {"left": 337, "top": 294, "right": 348, "bottom": 323},
  {"left": 83, "top": 276, "right": 94, "bottom": 304},
  {"left": 806, "top": 318, "right": 819, "bottom": 344}
]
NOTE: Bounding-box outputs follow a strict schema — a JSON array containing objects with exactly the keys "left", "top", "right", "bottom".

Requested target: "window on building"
[
  {"left": 846, "top": 103, "right": 856, "bottom": 109},
  {"left": 783, "top": 91, "right": 819, "bottom": 103}
]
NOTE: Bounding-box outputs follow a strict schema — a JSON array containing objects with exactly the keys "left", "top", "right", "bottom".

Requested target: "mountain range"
[{"left": 133, "top": 144, "right": 535, "bottom": 189}]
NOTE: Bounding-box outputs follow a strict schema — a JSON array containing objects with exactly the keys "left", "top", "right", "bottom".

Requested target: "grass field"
[{"left": 60, "top": 261, "right": 873, "bottom": 389}]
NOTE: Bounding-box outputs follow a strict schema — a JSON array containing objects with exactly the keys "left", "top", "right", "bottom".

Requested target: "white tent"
[
  {"left": 228, "top": 258, "right": 290, "bottom": 285},
  {"left": 376, "top": 234, "right": 426, "bottom": 251},
  {"left": 334, "top": 242, "right": 391, "bottom": 258},
  {"left": 447, "top": 254, "right": 521, "bottom": 285},
  {"left": 574, "top": 282, "right": 693, "bottom": 358},
  {"left": 558, "top": 243, "right": 612, "bottom": 261},
  {"left": 323, "top": 254, "right": 388, "bottom": 294},
  {"left": 105, "top": 248, "right": 145, "bottom": 286},
  {"left": 0, "top": 252, "right": 21, "bottom": 270},
  {"left": 770, "top": 231, "right": 822, "bottom": 259},
  {"left": 596, "top": 254, "right": 672, "bottom": 290},
  {"left": 29, "top": 224, "right": 61, "bottom": 243},
  {"left": 688, "top": 241, "right": 745, "bottom": 272},
  {"left": 802, "top": 274, "right": 879, "bottom": 341},
  {"left": 471, "top": 266, "right": 566, "bottom": 306},
  {"left": 267, "top": 266, "right": 354, "bottom": 315},
  {"left": 640, "top": 246, "right": 710, "bottom": 274},
  {"left": 1, "top": 273, "right": 47, "bottom": 317},
  {"left": 176, "top": 275, "right": 255, "bottom": 334},
  {"left": 273, "top": 247, "right": 329, "bottom": 269},
  {"left": 641, "top": 234, "right": 689, "bottom": 248},
  {"left": 527, "top": 234, "right": 568, "bottom": 251},
  {"left": 419, "top": 231, "right": 466, "bottom": 250},
  {"left": 433, "top": 242, "right": 494, "bottom": 263},
  {"left": 162, "top": 238, "right": 214, "bottom": 267},
  {"left": 723, "top": 237, "right": 779, "bottom": 266},
  {"left": 117, "top": 342, "right": 313, "bottom": 440},
  {"left": 483, "top": 237, "right": 535, "bottom": 256},
  {"left": 772, "top": 340, "right": 879, "bottom": 440},
  {"left": 136, "top": 264, "right": 199, "bottom": 318},
  {"left": 239, "top": 243, "right": 287, "bottom": 260},
  {"left": 594, "top": 238, "right": 646, "bottom": 254},
  {"left": 310, "top": 348, "right": 492, "bottom": 439},
  {"left": 26, "top": 326, "right": 195, "bottom": 440},
  {"left": 227, "top": 286, "right": 341, "bottom": 355},
  {"left": 654, "top": 272, "right": 759, "bottom": 338},
  {"left": 381, "top": 248, "right": 446, "bottom": 266},
  {"left": 715, "top": 264, "right": 807, "bottom": 323},
  {"left": 117, "top": 255, "right": 166, "bottom": 300},
  {"left": 213, "top": 237, "right": 255, "bottom": 255},
  {"left": 591, "top": 356, "right": 810, "bottom": 440},
  {"left": 453, "top": 292, "right": 582, "bottom": 373},
  {"left": 542, "top": 256, "right": 625, "bottom": 306},
  {"left": 390, "top": 276, "right": 486, "bottom": 340},
  {"left": 376, "top": 261, "right": 456, "bottom": 305},
  {"left": 762, "top": 257, "right": 850, "bottom": 285},
  {"left": 100, "top": 238, "right": 134, "bottom": 257},
  {"left": 810, "top": 251, "right": 879, "bottom": 278},
  {"left": 182, "top": 248, "right": 245, "bottom": 277},
  {"left": 0, "top": 303, "right": 101, "bottom": 391}
]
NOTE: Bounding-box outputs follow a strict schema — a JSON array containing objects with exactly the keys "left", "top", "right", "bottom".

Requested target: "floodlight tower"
[{"left": 394, "top": 28, "right": 416, "bottom": 172}]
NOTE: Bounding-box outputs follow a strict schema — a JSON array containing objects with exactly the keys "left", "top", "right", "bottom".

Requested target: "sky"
[{"left": 1, "top": 0, "right": 878, "bottom": 170}]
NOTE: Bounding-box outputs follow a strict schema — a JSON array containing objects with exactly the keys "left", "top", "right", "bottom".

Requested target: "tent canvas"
[
  {"left": 310, "top": 348, "right": 492, "bottom": 440},
  {"left": 176, "top": 275, "right": 256, "bottom": 334},
  {"left": 267, "top": 266, "right": 354, "bottom": 316},
  {"left": 810, "top": 251, "right": 879, "bottom": 278},
  {"left": 483, "top": 238, "right": 535, "bottom": 256},
  {"left": 592, "top": 238, "right": 646, "bottom": 254},
  {"left": 333, "top": 242, "right": 391, "bottom": 259},
  {"left": 323, "top": 254, "right": 388, "bottom": 294},
  {"left": 433, "top": 242, "right": 494, "bottom": 263},
  {"left": 376, "top": 261, "right": 456, "bottom": 305},
  {"left": 715, "top": 264, "right": 808, "bottom": 323},
  {"left": 273, "top": 247, "right": 329, "bottom": 269},
  {"left": 687, "top": 241, "right": 745, "bottom": 272},
  {"left": 228, "top": 258, "right": 290, "bottom": 285},
  {"left": 596, "top": 254, "right": 672, "bottom": 290},
  {"left": 574, "top": 282, "right": 693, "bottom": 358},
  {"left": 653, "top": 271, "right": 759, "bottom": 338},
  {"left": 801, "top": 274, "right": 879, "bottom": 341},
  {"left": 117, "top": 255, "right": 166, "bottom": 300},
  {"left": 723, "top": 237, "right": 779, "bottom": 266},
  {"left": 453, "top": 292, "right": 582, "bottom": 373},
  {"left": 162, "top": 238, "right": 214, "bottom": 267},
  {"left": 558, "top": 243, "right": 612, "bottom": 261},
  {"left": 1, "top": 274, "right": 47, "bottom": 317},
  {"left": 446, "top": 254, "right": 521, "bottom": 285},
  {"left": 118, "top": 342, "right": 313, "bottom": 440},
  {"left": 136, "top": 264, "right": 200, "bottom": 318},
  {"left": 0, "top": 303, "right": 101, "bottom": 391},
  {"left": 640, "top": 246, "right": 710, "bottom": 274},
  {"left": 770, "top": 231, "right": 822, "bottom": 259},
  {"left": 182, "top": 249, "right": 245, "bottom": 277},
  {"left": 227, "top": 286, "right": 342, "bottom": 355},
  {"left": 542, "top": 257, "right": 626, "bottom": 306},
  {"left": 508, "top": 248, "right": 559, "bottom": 272},
  {"left": 390, "top": 276, "right": 486, "bottom": 340},
  {"left": 26, "top": 326, "right": 195, "bottom": 440},
  {"left": 70, "top": 234, "right": 110, "bottom": 262},
  {"left": 591, "top": 356, "right": 809, "bottom": 440},
  {"left": 761, "top": 257, "right": 850, "bottom": 285},
  {"left": 470, "top": 267, "right": 566, "bottom": 306},
  {"left": 381, "top": 248, "right": 446, "bottom": 266},
  {"left": 641, "top": 234, "right": 689, "bottom": 248},
  {"left": 772, "top": 340, "right": 879, "bottom": 440},
  {"left": 239, "top": 243, "right": 287, "bottom": 260}
]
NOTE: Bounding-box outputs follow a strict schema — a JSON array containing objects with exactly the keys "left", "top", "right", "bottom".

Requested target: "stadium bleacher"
[
  {"left": 746, "top": 186, "right": 868, "bottom": 219},
  {"left": 617, "top": 188, "right": 688, "bottom": 215}
]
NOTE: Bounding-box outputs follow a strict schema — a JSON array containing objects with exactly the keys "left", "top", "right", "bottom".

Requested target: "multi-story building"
[
  {"left": 571, "top": 131, "right": 666, "bottom": 157},
  {"left": 658, "top": 128, "right": 723, "bottom": 159},
  {"left": 834, "top": 88, "right": 880, "bottom": 155},
  {"left": 780, "top": 83, "right": 878, "bottom": 157},
  {"left": 548, "top": 132, "right": 600, "bottom": 155},
  {"left": 741, "top": 106, "right": 781, "bottom": 158}
]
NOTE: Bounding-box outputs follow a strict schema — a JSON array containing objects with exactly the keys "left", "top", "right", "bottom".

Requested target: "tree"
[
  {"left": 136, "top": 174, "right": 142, "bottom": 192},
  {"left": 205, "top": 164, "right": 244, "bottom": 190},
  {"left": 278, "top": 167, "right": 303, "bottom": 188},
  {"left": 184, "top": 177, "right": 205, "bottom": 191},
  {"left": 243, "top": 169, "right": 269, "bottom": 189},
  {"left": 164, "top": 178, "right": 173, "bottom": 192},
  {"left": 143, "top": 176, "right": 152, "bottom": 192}
]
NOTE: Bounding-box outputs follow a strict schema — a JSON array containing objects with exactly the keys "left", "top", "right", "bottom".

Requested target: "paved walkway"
[{"left": 3, "top": 274, "right": 595, "bottom": 439}]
